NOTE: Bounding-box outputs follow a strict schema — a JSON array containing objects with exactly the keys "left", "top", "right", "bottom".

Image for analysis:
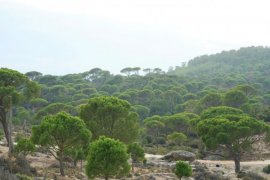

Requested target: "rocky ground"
[{"left": 1, "top": 143, "right": 270, "bottom": 179}]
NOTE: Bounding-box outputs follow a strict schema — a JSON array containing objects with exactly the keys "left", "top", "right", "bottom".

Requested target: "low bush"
[
  {"left": 15, "top": 138, "right": 35, "bottom": 156},
  {"left": 0, "top": 129, "right": 3, "bottom": 140},
  {"left": 16, "top": 174, "right": 33, "bottom": 180},
  {"left": 263, "top": 164, "right": 270, "bottom": 174},
  {"left": 174, "top": 161, "right": 192, "bottom": 180}
]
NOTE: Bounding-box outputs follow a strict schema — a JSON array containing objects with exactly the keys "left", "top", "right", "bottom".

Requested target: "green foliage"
[
  {"left": 15, "top": 138, "right": 35, "bottom": 156},
  {"left": 224, "top": 90, "right": 248, "bottom": 108},
  {"left": 4, "top": 47, "right": 270, "bottom": 164},
  {"left": 167, "top": 132, "right": 187, "bottom": 146},
  {"left": 25, "top": 71, "right": 42, "bottom": 81},
  {"left": 263, "top": 164, "right": 270, "bottom": 174},
  {"left": 16, "top": 173, "right": 33, "bottom": 180},
  {"left": 0, "top": 68, "right": 39, "bottom": 153},
  {"left": 74, "top": 148, "right": 86, "bottom": 161},
  {"left": 31, "top": 111, "right": 91, "bottom": 148},
  {"left": 31, "top": 112, "right": 91, "bottom": 176},
  {"left": 0, "top": 68, "right": 28, "bottom": 88},
  {"left": 127, "top": 143, "right": 145, "bottom": 163},
  {"left": 197, "top": 116, "right": 269, "bottom": 151},
  {"left": 197, "top": 112, "right": 270, "bottom": 172},
  {"left": 80, "top": 96, "right": 139, "bottom": 143},
  {"left": 29, "top": 98, "right": 48, "bottom": 109},
  {"left": 164, "top": 113, "right": 195, "bottom": 135},
  {"left": 85, "top": 136, "right": 130, "bottom": 179},
  {"left": 200, "top": 93, "right": 222, "bottom": 109},
  {"left": 145, "top": 120, "right": 164, "bottom": 150},
  {"left": 131, "top": 105, "right": 150, "bottom": 121},
  {"left": 183, "top": 93, "right": 196, "bottom": 101},
  {"left": 200, "top": 106, "right": 244, "bottom": 120},
  {"left": 145, "top": 120, "right": 164, "bottom": 133},
  {"left": 23, "top": 81, "right": 41, "bottom": 101},
  {"left": 180, "top": 100, "right": 200, "bottom": 114},
  {"left": 66, "top": 147, "right": 87, "bottom": 167},
  {"left": 174, "top": 161, "right": 192, "bottom": 180},
  {"left": 232, "top": 84, "right": 257, "bottom": 97},
  {"left": 0, "top": 130, "right": 3, "bottom": 140},
  {"left": 34, "top": 103, "right": 77, "bottom": 122}
]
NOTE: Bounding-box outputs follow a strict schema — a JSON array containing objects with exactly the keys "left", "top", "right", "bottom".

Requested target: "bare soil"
[{"left": 1, "top": 145, "right": 270, "bottom": 179}]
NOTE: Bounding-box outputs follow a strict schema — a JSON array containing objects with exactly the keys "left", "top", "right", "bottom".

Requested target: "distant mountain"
[
  {"left": 170, "top": 46, "right": 270, "bottom": 91},
  {"left": 172, "top": 46, "right": 270, "bottom": 76}
]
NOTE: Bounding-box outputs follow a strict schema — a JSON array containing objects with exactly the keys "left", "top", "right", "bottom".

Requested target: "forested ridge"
[
  {"left": 1, "top": 46, "right": 270, "bottom": 179},
  {"left": 18, "top": 46, "right": 270, "bottom": 123}
]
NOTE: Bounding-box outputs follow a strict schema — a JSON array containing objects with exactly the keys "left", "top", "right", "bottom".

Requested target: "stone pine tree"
[
  {"left": 144, "top": 120, "right": 164, "bottom": 151},
  {"left": 0, "top": 68, "right": 40, "bottom": 153},
  {"left": 80, "top": 96, "right": 140, "bottom": 144},
  {"left": 31, "top": 112, "right": 91, "bottom": 176},
  {"left": 167, "top": 132, "right": 187, "bottom": 146},
  {"left": 198, "top": 107, "right": 270, "bottom": 173},
  {"left": 85, "top": 136, "right": 130, "bottom": 180},
  {"left": 127, "top": 142, "right": 145, "bottom": 172}
]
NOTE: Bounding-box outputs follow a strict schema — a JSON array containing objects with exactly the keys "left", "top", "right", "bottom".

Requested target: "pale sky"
[{"left": 1, "top": 0, "right": 270, "bottom": 75}]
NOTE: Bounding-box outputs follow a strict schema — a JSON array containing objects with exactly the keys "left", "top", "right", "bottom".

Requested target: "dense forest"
[
  {"left": 19, "top": 46, "right": 270, "bottom": 123},
  {"left": 1, "top": 46, "right": 270, "bottom": 179}
]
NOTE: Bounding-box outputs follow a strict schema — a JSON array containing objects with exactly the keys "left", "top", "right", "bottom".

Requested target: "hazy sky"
[{"left": 1, "top": 0, "right": 270, "bottom": 75}]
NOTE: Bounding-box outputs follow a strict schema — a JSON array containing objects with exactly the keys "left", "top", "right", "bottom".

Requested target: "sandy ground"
[
  {"left": 1, "top": 147, "right": 270, "bottom": 179},
  {"left": 198, "top": 159, "right": 270, "bottom": 179},
  {"left": 198, "top": 159, "right": 270, "bottom": 165},
  {"left": 145, "top": 153, "right": 270, "bottom": 179}
]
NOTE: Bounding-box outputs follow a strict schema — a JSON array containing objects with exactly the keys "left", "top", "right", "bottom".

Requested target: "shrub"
[
  {"left": 127, "top": 143, "right": 145, "bottom": 163},
  {"left": 0, "top": 129, "right": 3, "bottom": 140},
  {"left": 167, "top": 132, "right": 187, "bottom": 146},
  {"left": 174, "top": 161, "right": 192, "bottom": 180},
  {"left": 16, "top": 174, "right": 33, "bottom": 180},
  {"left": 127, "top": 143, "right": 145, "bottom": 172},
  {"left": 15, "top": 138, "right": 35, "bottom": 156},
  {"left": 15, "top": 133, "right": 26, "bottom": 142},
  {"left": 263, "top": 164, "right": 270, "bottom": 174},
  {"left": 85, "top": 136, "right": 130, "bottom": 179},
  {"left": 157, "top": 137, "right": 166, "bottom": 145}
]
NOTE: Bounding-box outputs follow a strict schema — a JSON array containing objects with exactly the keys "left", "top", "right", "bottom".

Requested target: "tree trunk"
[
  {"left": 80, "top": 160, "right": 83, "bottom": 171},
  {"left": 234, "top": 153, "right": 241, "bottom": 173},
  {"left": 105, "top": 176, "right": 109, "bottom": 180},
  {"left": 0, "top": 109, "right": 13, "bottom": 154},
  {"left": 59, "top": 157, "right": 65, "bottom": 176},
  {"left": 23, "top": 118, "right": 26, "bottom": 131},
  {"left": 8, "top": 101, "right": 14, "bottom": 154}
]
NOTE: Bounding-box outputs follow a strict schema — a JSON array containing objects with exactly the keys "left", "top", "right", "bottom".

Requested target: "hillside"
[
  {"left": 16, "top": 47, "right": 268, "bottom": 121},
  {"left": 1, "top": 46, "right": 270, "bottom": 179},
  {"left": 172, "top": 46, "right": 270, "bottom": 91}
]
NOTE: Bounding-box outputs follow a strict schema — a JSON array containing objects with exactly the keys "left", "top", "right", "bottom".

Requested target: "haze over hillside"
[{"left": 1, "top": 0, "right": 270, "bottom": 74}]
